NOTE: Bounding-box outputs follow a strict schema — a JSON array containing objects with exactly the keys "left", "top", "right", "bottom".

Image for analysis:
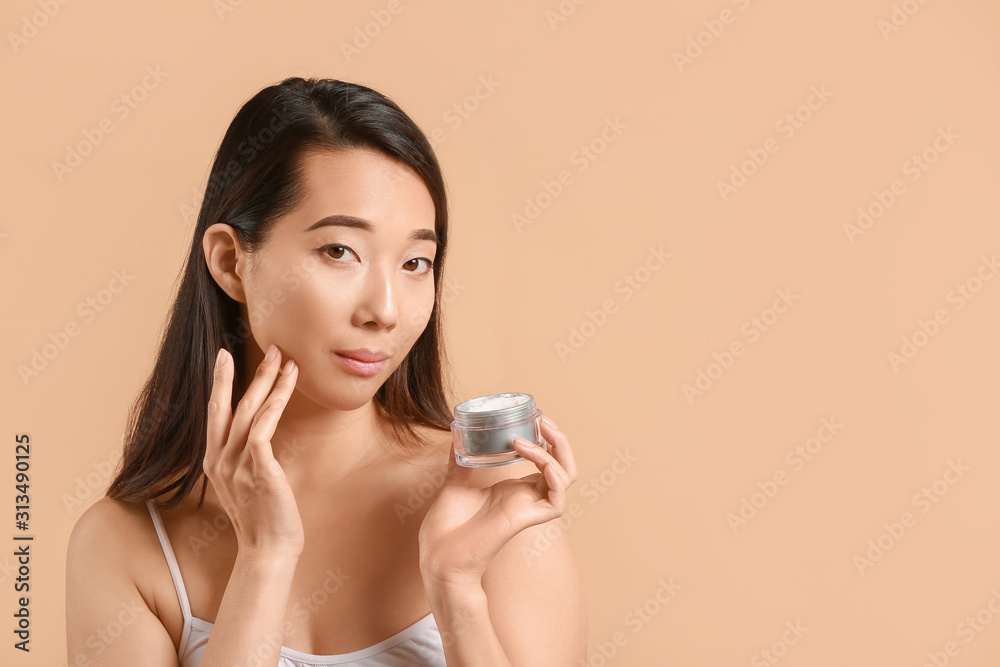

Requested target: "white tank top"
[{"left": 145, "top": 499, "right": 447, "bottom": 666}]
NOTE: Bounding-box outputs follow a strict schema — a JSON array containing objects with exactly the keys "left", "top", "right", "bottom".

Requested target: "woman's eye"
[
  {"left": 322, "top": 245, "right": 356, "bottom": 261},
  {"left": 404, "top": 257, "right": 434, "bottom": 274}
]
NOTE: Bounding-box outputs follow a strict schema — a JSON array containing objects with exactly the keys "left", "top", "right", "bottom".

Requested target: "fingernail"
[
  {"left": 216, "top": 348, "right": 226, "bottom": 368},
  {"left": 281, "top": 359, "right": 295, "bottom": 375},
  {"left": 542, "top": 415, "right": 559, "bottom": 430},
  {"left": 264, "top": 344, "right": 277, "bottom": 363},
  {"left": 513, "top": 436, "right": 536, "bottom": 447}
]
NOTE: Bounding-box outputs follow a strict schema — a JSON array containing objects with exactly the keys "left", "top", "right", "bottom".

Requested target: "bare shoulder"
[
  {"left": 67, "top": 496, "right": 154, "bottom": 580},
  {"left": 66, "top": 496, "right": 179, "bottom": 664},
  {"left": 70, "top": 494, "right": 149, "bottom": 533},
  {"left": 66, "top": 495, "right": 172, "bottom": 615}
]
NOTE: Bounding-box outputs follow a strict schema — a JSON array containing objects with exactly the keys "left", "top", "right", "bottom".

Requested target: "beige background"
[{"left": 3, "top": 0, "right": 999, "bottom": 664}]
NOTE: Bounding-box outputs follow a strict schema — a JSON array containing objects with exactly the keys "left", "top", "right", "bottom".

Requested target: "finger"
[
  {"left": 242, "top": 358, "right": 299, "bottom": 472},
  {"left": 226, "top": 344, "right": 283, "bottom": 460},
  {"left": 514, "top": 436, "right": 571, "bottom": 488},
  {"left": 513, "top": 437, "right": 569, "bottom": 512},
  {"left": 205, "top": 348, "right": 234, "bottom": 466},
  {"left": 538, "top": 416, "right": 577, "bottom": 484},
  {"left": 540, "top": 459, "right": 567, "bottom": 514},
  {"left": 245, "top": 397, "right": 289, "bottom": 479}
]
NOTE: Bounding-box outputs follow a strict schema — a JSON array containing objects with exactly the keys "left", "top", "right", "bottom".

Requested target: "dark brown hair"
[{"left": 106, "top": 77, "right": 454, "bottom": 510}]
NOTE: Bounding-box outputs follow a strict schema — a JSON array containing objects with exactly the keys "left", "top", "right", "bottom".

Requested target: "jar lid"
[{"left": 453, "top": 392, "right": 537, "bottom": 428}]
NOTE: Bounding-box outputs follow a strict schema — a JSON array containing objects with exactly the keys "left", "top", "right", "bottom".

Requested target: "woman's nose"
[{"left": 352, "top": 266, "right": 398, "bottom": 329}]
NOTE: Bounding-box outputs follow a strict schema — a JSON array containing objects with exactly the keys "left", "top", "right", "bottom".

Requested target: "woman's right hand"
[{"left": 203, "top": 344, "right": 304, "bottom": 560}]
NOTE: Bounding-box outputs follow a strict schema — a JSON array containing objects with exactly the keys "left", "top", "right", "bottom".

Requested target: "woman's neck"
[{"left": 268, "top": 394, "right": 397, "bottom": 489}]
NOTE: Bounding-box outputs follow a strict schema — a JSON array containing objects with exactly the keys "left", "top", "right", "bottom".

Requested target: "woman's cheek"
[
  {"left": 392, "top": 306, "right": 432, "bottom": 357},
  {"left": 245, "top": 276, "right": 307, "bottom": 353}
]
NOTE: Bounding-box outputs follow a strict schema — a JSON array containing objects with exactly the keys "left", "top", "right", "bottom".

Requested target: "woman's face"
[{"left": 237, "top": 147, "right": 438, "bottom": 410}]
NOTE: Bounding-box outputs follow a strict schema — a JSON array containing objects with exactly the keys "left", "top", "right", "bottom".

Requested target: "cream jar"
[{"left": 450, "top": 392, "right": 548, "bottom": 467}]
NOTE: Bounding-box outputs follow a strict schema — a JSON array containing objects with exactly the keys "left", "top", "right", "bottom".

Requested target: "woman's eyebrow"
[{"left": 304, "top": 214, "right": 437, "bottom": 243}]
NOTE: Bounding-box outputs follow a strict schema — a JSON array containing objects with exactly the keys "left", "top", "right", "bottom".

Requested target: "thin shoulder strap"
[{"left": 145, "top": 498, "right": 194, "bottom": 623}]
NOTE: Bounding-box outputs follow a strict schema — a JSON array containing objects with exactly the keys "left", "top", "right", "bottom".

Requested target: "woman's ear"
[{"left": 203, "top": 223, "right": 249, "bottom": 303}]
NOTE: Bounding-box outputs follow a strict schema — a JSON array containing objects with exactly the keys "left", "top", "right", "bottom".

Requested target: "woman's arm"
[
  {"left": 194, "top": 345, "right": 305, "bottom": 664},
  {"left": 418, "top": 417, "right": 587, "bottom": 666},
  {"left": 66, "top": 498, "right": 180, "bottom": 666},
  {"left": 66, "top": 497, "right": 301, "bottom": 667},
  {"left": 198, "top": 548, "right": 299, "bottom": 666},
  {"left": 425, "top": 506, "right": 587, "bottom": 666}
]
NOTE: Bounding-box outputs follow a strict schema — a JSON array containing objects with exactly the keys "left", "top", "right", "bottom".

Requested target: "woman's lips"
[{"left": 334, "top": 352, "right": 386, "bottom": 377}]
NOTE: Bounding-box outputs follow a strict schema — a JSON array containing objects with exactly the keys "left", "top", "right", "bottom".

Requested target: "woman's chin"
[{"left": 291, "top": 379, "right": 380, "bottom": 414}]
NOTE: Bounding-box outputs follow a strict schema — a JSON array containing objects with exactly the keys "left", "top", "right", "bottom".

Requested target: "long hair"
[{"left": 106, "top": 77, "right": 454, "bottom": 510}]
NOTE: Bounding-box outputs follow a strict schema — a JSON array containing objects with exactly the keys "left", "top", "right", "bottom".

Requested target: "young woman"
[{"left": 65, "top": 77, "right": 586, "bottom": 666}]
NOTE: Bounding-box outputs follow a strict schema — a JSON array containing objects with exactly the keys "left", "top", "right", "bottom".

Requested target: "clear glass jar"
[{"left": 450, "top": 392, "right": 548, "bottom": 467}]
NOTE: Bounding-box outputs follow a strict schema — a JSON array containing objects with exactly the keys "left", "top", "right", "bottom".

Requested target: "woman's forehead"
[{"left": 274, "top": 148, "right": 436, "bottom": 239}]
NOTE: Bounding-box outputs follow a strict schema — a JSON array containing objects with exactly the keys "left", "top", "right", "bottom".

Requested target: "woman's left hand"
[{"left": 417, "top": 416, "right": 578, "bottom": 590}]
